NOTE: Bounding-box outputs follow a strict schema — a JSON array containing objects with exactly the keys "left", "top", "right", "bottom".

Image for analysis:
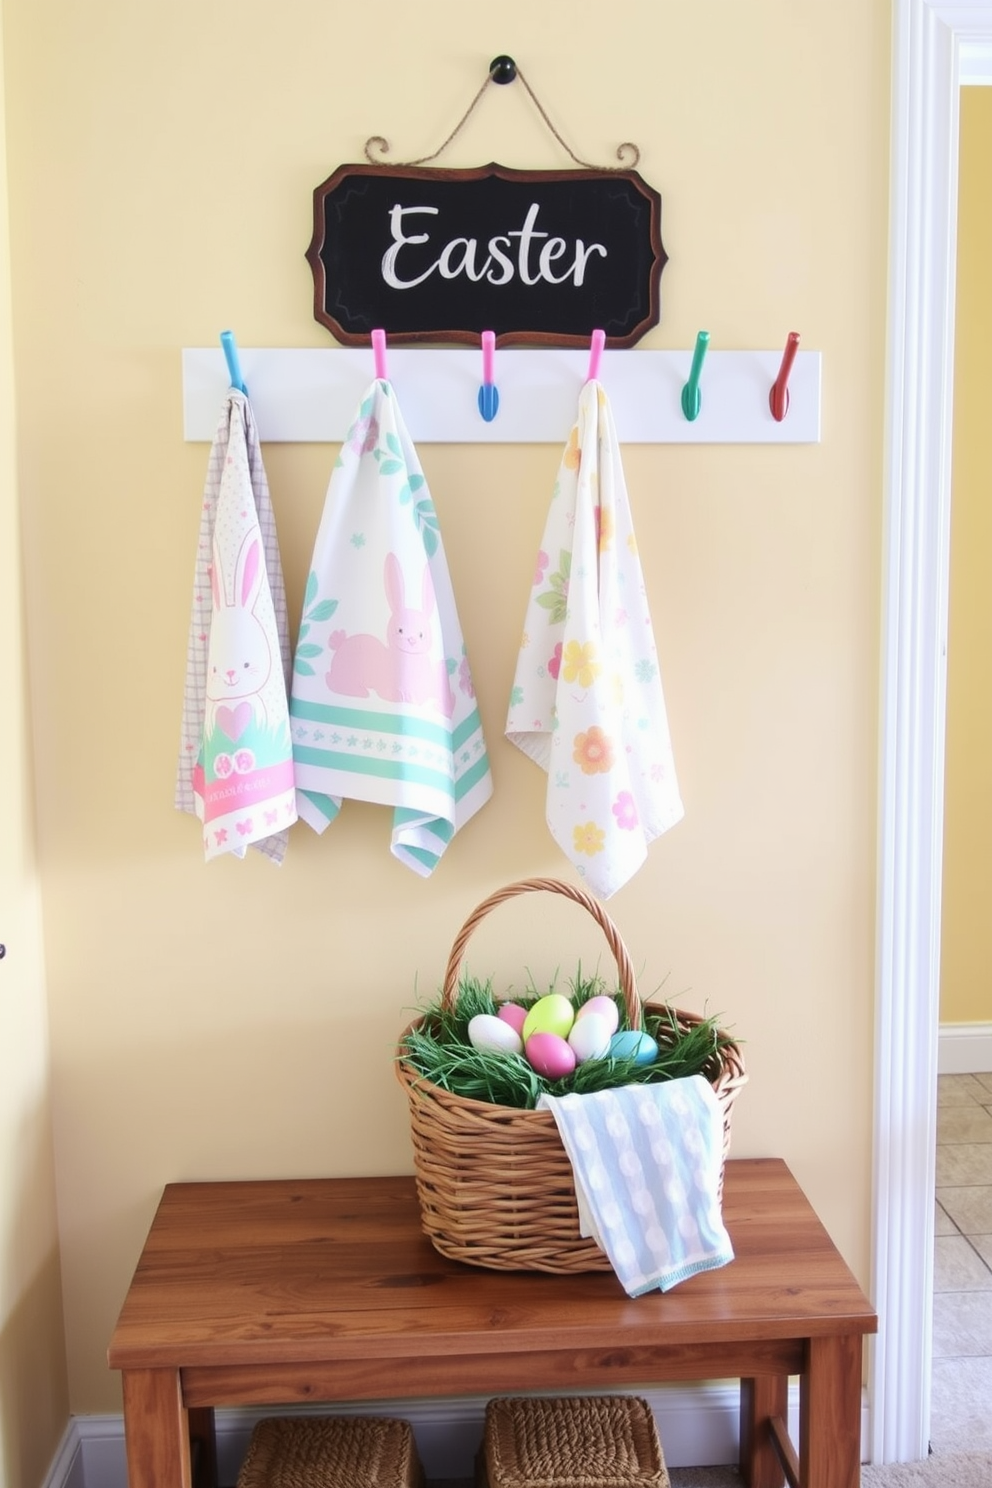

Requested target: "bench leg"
[
  {"left": 800, "top": 1333, "right": 863, "bottom": 1488},
  {"left": 122, "top": 1369, "right": 193, "bottom": 1488},
  {"left": 189, "top": 1406, "right": 218, "bottom": 1488},
  {"left": 740, "top": 1375, "right": 788, "bottom": 1488}
]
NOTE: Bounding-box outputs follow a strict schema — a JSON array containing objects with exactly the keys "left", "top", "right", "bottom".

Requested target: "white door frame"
[{"left": 873, "top": 0, "right": 992, "bottom": 1462}]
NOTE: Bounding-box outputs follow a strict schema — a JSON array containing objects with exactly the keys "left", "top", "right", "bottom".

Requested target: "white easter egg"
[
  {"left": 468, "top": 1013, "right": 523, "bottom": 1056},
  {"left": 574, "top": 995, "right": 620, "bottom": 1035},
  {"left": 567, "top": 1012, "right": 613, "bottom": 1064}
]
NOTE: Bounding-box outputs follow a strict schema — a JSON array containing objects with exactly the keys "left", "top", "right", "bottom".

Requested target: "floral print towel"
[
  {"left": 505, "top": 379, "right": 683, "bottom": 898},
  {"left": 289, "top": 379, "right": 492, "bottom": 876}
]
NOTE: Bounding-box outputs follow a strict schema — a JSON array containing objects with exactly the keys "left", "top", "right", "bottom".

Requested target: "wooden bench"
[{"left": 108, "top": 1158, "right": 876, "bottom": 1488}]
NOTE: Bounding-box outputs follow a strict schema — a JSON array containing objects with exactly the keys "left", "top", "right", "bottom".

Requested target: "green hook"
[{"left": 681, "top": 331, "right": 710, "bottom": 422}]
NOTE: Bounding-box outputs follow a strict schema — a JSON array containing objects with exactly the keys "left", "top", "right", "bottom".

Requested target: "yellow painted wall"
[
  {"left": 940, "top": 87, "right": 992, "bottom": 1026},
  {"left": 0, "top": 5, "right": 71, "bottom": 1477},
  {"left": 3, "top": 0, "right": 890, "bottom": 1412}
]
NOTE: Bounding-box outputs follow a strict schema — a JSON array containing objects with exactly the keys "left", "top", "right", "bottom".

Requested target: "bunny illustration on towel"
[
  {"left": 197, "top": 519, "right": 295, "bottom": 841},
  {"left": 206, "top": 531, "right": 273, "bottom": 738},
  {"left": 326, "top": 552, "right": 456, "bottom": 716},
  {"left": 176, "top": 389, "right": 297, "bottom": 863}
]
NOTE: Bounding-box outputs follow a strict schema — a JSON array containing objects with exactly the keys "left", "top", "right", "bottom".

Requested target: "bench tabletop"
[{"left": 108, "top": 1157, "right": 876, "bottom": 1373}]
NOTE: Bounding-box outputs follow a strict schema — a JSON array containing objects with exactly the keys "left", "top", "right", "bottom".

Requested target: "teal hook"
[
  {"left": 680, "top": 331, "right": 710, "bottom": 422},
  {"left": 220, "top": 330, "right": 247, "bottom": 395}
]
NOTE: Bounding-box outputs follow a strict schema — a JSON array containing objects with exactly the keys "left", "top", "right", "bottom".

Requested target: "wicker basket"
[
  {"left": 236, "top": 1416, "right": 424, "bottom": 1488},
  {"left": 476, "top": 1395, "right": 670, "bottom": 1488},
  {"left": 395, "top": 877, "right": 747, "bottom": 1274}
]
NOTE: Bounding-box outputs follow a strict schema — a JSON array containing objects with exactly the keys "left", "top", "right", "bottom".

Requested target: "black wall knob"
[{"left": 489, "top": 55, "right": 517, "bottom": 85}]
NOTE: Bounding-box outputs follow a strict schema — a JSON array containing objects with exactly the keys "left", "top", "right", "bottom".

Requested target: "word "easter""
[{"left": 381, "top": 203, "right": 608, "bottom": 290}]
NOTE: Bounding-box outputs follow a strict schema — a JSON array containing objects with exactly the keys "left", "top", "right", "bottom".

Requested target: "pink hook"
[
  {"left": 585, "top": 328, "right": 606, "bottom": 383},
  {"left": 481, "top": 330, "right": 496, "bottom": 386},
  {"left": 769, "top": 331, "right": 800, "bottom": 421},
  {"left": 372, "top": 328, "right": 388, "bottom": 382},
  {"left": 478, "top": 331, "right": 499, "bottom": 422}
]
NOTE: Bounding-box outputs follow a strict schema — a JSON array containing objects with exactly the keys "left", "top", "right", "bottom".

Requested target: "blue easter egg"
[{"left": 609, "top": 1030, "right": 659, "bottom": 1065}]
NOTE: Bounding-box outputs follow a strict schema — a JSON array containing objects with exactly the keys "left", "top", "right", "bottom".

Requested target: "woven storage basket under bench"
[
  {"left": 236, "top": 1416, "right": 425, "bottom": 1488},
  {"left": 476, "top": 1396, "right": 670, "bottom": 1488}
]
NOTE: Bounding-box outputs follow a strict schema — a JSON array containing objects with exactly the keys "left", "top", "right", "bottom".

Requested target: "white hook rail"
[{"left": 181, "top": 346, "right": 821, "bottom": 445}]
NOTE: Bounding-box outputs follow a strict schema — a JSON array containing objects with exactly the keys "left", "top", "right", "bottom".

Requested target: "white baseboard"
[
  {"left": 51, "top": 1385, "right": 871, "bottom": 1488},
  {"left": 40, "top": 1422, "right": 86, "bottom": 1488},
  {"left": 938, "top": 1021, "right": 992, "bottom": 1074}
]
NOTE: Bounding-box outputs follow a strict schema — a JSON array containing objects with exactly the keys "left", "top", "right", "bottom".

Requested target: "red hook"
[{"left": 769, "top": 331, "right": 800, "bottom": 422}]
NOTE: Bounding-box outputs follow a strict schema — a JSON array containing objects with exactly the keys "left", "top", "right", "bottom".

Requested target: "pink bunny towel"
[
  {"left": 175, "top": 391, "right": 296, "bottom": 862},
  {"left": 289, "top": 378, "right": 492, "bottom": 875},
  {"left": 505, "top": 379, "right": 683, "bottom": 898}
]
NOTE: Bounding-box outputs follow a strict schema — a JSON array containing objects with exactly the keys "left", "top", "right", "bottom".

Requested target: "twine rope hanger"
[{"left": 363, "top": 54, "right": 641, "bottom": 170}]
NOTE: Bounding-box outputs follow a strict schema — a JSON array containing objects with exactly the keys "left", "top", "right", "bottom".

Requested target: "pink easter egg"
[
  {"left": 497, "top": 1002, "right": 529, "bottom": 1036},
  {"left": 574, "top": 995, "right": 620, "bottom": 1035},
  {"left": 524, "top": 1031, "right": 577, "bottom": 1081}
]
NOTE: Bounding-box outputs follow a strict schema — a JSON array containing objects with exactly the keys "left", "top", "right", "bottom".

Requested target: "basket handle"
[{"left": 441, "top": 877, "right": 641, "bottom": 1031}]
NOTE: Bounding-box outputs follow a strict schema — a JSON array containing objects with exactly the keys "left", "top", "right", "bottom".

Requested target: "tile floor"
[{"left": 932, "top": 1070, "right": 992, "bottom": 1455}]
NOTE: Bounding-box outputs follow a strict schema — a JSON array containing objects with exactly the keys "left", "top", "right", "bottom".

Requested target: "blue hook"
[
  {"left": 220, "top": 330, "right": 247, "bottom": 395},
  {"left": 477, "top": 330, "right": 500, "bottom": 422},
  {"left": 680, "top": 331, "right": 710, "bottom": 422}
]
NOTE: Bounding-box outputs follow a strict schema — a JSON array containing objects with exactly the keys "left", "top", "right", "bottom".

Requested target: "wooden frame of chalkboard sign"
[{"left": 306, "top": 162, "right": 666, "bottom": 349}]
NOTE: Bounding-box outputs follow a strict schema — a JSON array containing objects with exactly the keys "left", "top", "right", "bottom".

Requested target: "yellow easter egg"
[{"left": 522, "top": 993, "right": 575, "bottom": 1042}]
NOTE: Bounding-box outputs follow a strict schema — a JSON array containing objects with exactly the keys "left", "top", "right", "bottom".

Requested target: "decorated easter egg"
[
  {"left": 524, "top": 1031, "right": 577, "bottom": 1080},
  {"left": 568, "top": 1012, "right": 613, "bottom": 1063},
  {"left": 609, "top": 1029, "right": 659, "bottom": 1065},
  {"left": 574, "top": 995, "right": 620, "bottom": 1035},
  {"left": 522, "top": 993, "right": 575, "bottom": 1042},
  {"left": 468, "top": 1013, "right": 523, "bottom": 1056},
  {"left": 496, "top": 1002, "right": 529, "bottom": 1036}
]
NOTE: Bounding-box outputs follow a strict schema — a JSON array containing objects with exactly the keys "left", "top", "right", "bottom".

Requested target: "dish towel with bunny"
[
  {"left": 537, "top": 1076, "right": 734, "bottom": 1296},
  {"left": 175, "top": 390, "right": 296, "bottom": 863},
  {"left": 505, "top": 379, "right": 683, "bottom": 899},
  {"left": 289, "top": 378, "right": 493, "bottom": 874}
]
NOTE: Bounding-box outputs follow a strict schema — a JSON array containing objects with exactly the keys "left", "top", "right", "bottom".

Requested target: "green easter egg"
[{"left": 522, "top": 992, "right": 575, "bottom": 1042}]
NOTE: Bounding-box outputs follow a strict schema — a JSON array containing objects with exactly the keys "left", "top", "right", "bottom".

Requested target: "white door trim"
[{"left": 874, "top": 0, "right": 992, "bottom": 1463}]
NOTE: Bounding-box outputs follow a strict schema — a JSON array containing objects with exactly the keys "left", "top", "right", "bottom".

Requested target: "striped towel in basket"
[{"left": 537, "top": 1075, "right": 734, "bottom": 1296}]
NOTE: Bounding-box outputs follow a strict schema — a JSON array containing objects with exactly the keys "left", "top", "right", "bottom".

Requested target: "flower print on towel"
[{"left": 505, "top": 379, "right": 683, "bottom": 899}]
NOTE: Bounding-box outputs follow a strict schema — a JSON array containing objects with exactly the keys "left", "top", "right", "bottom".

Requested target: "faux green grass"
[{"left": 399, "top": 970, "right": 734, "bottom": 1111}]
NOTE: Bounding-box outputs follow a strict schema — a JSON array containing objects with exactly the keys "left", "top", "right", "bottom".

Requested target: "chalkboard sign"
[{"left": 306, "top": 163, "right": 666, "bottom": 348}]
